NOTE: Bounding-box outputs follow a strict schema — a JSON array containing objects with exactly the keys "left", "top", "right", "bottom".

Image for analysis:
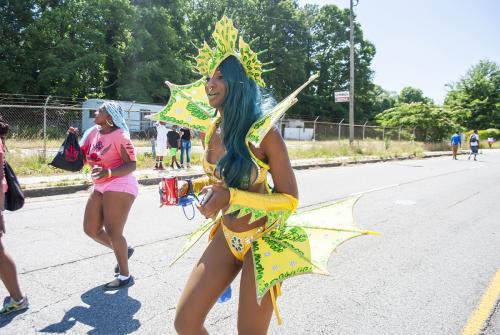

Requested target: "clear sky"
[{"left": 298, "top": 0, "right": 500, "bottom": 103}]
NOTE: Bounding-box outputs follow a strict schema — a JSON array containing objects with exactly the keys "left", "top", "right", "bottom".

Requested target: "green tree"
[
  {"left": 0, "top": 0, "right": 36, "bottom": 93},
  {"left": 302, "top": 4, "right": 376, "bottom": 122},
  {"left": 398, "top": 86, "right": 432, "bottom": 104},
  {"left": 376, "top": 102, "right": 460, "bottom": 141},
  {"left": 246, "top": 0, "right": 310, "bottom": 98},
  {"left": 19, "top": 0, "right": 134, "bottom": 98},
  {"left": 118, "top": 1, "right": 191, "bottom": 103},
  {"left": 444, "top": 59, "right": 500, "bottom": 129},
  {"left": 366, "top": 85, "right": 397, "bottom": 115},
  {"left": 99, "top": 0, "right": 135, "bottom": 99}
]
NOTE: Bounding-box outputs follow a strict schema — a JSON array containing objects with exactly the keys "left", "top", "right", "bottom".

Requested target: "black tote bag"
[
  {"left": 49, "top": 132, "right": 84, "bottom": 172},
  {"left": 4, "top": 161, "right": 25, "bottom": 211}
]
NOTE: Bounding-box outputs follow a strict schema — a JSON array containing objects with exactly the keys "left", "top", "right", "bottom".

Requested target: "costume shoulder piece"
[
  {"left": 148, "top": 79, "right": 215, "bottom": 132},
  {"left": 246, "top": 74, "right": 319, "bottom": 147}
]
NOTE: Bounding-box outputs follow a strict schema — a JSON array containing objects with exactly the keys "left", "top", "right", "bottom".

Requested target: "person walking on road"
[
  {"left": 179, "top": 127, "right": 191, "bottom": 168},
  {"left": 154, "top": 121, "right": 168, "bottom": 170},
  {"left": 450, "top": 131, "right": 461, "bottom": 160},
  {"left": 171, "top": 16, "right": 321, "bottom": 334},
  {"left": 167, "top": 125, "right": 181, "bottom": 169},
  {"left": 487, "top": 136, "right": 494, "bottom": 149},
  {"left": 0, "top": 116, "right": 29, "bottom": 315},
  {"left": 468, "top": 130, "right": 480, "bottom": 161},
  {"left": 71, "top": 102, "right": 138, "bottom": 290}
]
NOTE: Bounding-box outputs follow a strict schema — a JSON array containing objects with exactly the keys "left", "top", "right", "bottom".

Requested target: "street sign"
[{"left": 334, "top": 90, "right": 350, "bottom": 102}]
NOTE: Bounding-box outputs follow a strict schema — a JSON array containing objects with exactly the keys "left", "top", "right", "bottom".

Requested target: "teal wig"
[{"left": 217, "top": 56, "right": 262, "bottom": 189}]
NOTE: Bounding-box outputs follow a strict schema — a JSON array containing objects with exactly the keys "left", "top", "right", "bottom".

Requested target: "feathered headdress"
[{"left": 193, "top": 16, "right": 271, "bottom": 87}]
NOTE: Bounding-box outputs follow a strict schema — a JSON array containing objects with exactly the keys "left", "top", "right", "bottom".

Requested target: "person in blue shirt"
[{"left": 450, "top": 131, "right": 461, "bottom": 160}]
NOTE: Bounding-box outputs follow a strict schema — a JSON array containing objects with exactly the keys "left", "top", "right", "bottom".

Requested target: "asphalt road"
[{"left": 1, "top": 151, "right": 499, "bottom": 334}]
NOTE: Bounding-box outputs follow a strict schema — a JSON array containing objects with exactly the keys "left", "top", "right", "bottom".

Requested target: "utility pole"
[{"left": 349, "top": 0, "right": 358, "bottom": 144}]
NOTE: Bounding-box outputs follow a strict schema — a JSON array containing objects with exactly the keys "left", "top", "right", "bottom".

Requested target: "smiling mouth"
[{"left": 207, "top": 92, "right": 219, "bottom": 99}]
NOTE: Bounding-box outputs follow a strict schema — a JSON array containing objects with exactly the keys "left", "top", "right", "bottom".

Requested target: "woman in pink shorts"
[{"left": 71, "top": 102, "right": 138, "bottom": 290}]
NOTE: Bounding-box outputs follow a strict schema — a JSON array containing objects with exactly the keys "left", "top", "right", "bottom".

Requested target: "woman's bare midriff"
[{"left": 206, "top": 131, "right": 270, "bottom": 233}]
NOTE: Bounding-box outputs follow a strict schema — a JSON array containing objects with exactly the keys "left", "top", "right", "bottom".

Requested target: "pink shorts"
[{"left": 93, "top": 174, "right": 139, "bottom": 197}]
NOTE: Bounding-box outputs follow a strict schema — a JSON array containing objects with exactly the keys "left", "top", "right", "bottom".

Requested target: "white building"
[
  {"left": 81, "top": 99, "right": 164, "bottom": 134},
  {"left": 282, "top": 119, "right": 314, "bottom": 141}
]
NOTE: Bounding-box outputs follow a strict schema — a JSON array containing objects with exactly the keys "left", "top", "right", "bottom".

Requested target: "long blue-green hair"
[{"left": 217, "top": 56, "right": 262, "bottom": 189}]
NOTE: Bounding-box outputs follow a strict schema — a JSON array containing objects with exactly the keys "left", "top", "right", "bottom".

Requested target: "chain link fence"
[
  {"left": 0, "top": 100, "right": 159, "bottom": 160},
  {"left": 281, "top": 119, "right": 425, "bottom": 142},
  {"left": 0, "top": 105, "right": 160, "bottom": 139},
  {"left": 0, "top": 95, "right": 431, "bottom": 157},
  {"left": 0, "top": 105, "right": 425, "bottom": 142},
  {"left": 0, "top": 105, "right": 83, "bottom": 140}
]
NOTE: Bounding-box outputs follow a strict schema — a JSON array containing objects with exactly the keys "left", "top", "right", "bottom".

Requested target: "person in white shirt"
[
  {"left": 468, "top": 130, "right": 480, "bottom": 161},
  {"left": 155, "top": 121, "right": 168, "bottom": 169},
  {"left": 487, "top": 137, "right": 494, "bottom": 148}
]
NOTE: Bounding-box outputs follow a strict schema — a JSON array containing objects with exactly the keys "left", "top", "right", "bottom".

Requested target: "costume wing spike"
[
  {"left": 169, "top": 217, "right": 218, "bottom": 266},
  {"left": 248, "top": 37, "right": 261, "bottom": 46},
  {"left": 246, "top": 74, "right": 319, "bottom": 147},
  {"left": 190, "top": 41, "right": 200, "bottom": 49},
  {"left": 262, "top": 68, "right": 276, "bottom": 73},
  {"left": 147, "top": 78, "right": 215, "bottom": 132}
]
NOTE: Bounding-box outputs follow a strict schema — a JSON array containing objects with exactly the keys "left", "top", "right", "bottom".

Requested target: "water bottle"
[{"left": 218, "top": 285, "right": 232, "bottom": 303}]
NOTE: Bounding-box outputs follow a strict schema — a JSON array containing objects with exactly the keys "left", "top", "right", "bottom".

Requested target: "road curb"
[{"left": 22, "top": 152, "right": 455, "bottom": 198}]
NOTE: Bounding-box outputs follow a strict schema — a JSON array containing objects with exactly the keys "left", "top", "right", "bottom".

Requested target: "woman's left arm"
[
  {"left": 109, "top": 144, "right": 136, "bottom": 177},
  {"left": 261, "top": 127, "right": 298, "bottom": 198}
]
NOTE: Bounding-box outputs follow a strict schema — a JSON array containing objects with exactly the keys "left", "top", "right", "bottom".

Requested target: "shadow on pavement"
[
  {"left": 39, "top": 285, "right": 141, "bottom": 334},
  {"left": 0, "top": 308, "right": 28, "bottom": 328}
]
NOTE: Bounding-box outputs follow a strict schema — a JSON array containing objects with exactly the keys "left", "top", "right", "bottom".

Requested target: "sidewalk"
[{"left": 19, "top": 150, "right": 458, "bottom": 198}]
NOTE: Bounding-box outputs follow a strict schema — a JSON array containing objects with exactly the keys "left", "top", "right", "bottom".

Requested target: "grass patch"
[
  {"left": 135, "top": 152, "right": 203, "bottom": 169},
  {"left": 287, "top": 139, "right": 424, "bottom": 161},
  {"left": 7, "top": 137, "right": 203, "bottom": 150},
  {"left": 7, "top": 153, "right": 59, "bottom": 176},
  {"left": 8, "top": 151, "right": 205, "bottom": 177}
]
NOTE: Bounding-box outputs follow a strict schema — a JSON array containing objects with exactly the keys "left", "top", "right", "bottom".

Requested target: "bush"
[
  {"left": 465, "top": 128, "right": 499, "bottom": 140},
  {"left": 481, "top": 128, "right": 500, "bottom": 139}
]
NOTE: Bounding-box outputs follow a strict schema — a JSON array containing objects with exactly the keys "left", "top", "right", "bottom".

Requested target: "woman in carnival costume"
[
  {"left": 150, "top": 16, "right": 373, "bottom": 334},
  {"left": 70, "top": 102, "right": 137, "bottom": 290},
  {"left": 176, "top": 62, "right": 297, "bottom": 334}
]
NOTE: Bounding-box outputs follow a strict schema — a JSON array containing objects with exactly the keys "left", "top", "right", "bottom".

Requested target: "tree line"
[{"left": 1, "top": 0, "right": 499, "bottom": 139}]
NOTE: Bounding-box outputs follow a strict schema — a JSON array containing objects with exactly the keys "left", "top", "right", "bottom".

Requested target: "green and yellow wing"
[
  {"left": 252, "top": 196, "right": 376, "bottom": 302},
  {"left": 148, "top": 78, "right": 215, "bottom": 133}
]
